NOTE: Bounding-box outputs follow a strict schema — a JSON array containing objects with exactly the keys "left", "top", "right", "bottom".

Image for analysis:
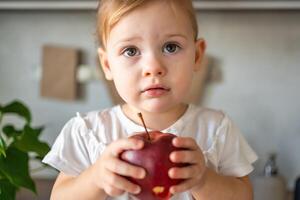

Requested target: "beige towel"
[{"left": 40, "top": 45, "right": 79, "bottom": 101}]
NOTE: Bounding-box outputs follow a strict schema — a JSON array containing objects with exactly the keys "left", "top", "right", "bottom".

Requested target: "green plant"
[{"left": 0, "top": 100, "right": 50, "bottom": 200}]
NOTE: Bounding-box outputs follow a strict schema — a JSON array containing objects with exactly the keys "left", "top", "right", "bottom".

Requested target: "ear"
[
  {"left": 194, "top": 39, "right": 206, "bottom": 71},
  {"left": 98, "top": 47, "right": 113, "bottom": 80}
]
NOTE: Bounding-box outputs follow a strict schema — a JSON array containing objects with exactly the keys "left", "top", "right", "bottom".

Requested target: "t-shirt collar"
[{"left": 115, "top": 104, "right": 194, "bottom": 137}]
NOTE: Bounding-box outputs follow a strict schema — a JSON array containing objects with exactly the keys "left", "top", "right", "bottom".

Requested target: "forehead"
[{"left": 107, "top": 1, "right": 194, "bottom": 45}]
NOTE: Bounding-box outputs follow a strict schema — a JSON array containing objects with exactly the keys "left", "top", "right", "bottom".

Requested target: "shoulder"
[
  {"left": 74, "top": 105, "right": 120, "bottom": 129},
  {"left": 76, "top": 105, "right": 126, "bottom": 144},
  {"left": 184, "top": 104, "right": 234, "bottom": 150},
  {"left": 188, "top": 104, "right": 226, "bottom": 129},
  {"left": 59, "top": 106, "right": 120, "bottom": 139}
]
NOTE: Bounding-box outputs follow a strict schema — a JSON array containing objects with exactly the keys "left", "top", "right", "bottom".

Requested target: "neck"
[{"left": 121, "top": 103, "right": 188, "bottom": 131}]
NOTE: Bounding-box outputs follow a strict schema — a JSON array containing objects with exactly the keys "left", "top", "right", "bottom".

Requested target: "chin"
[{"left": 141, "top": 101, "right": 181, "bottom": 113}]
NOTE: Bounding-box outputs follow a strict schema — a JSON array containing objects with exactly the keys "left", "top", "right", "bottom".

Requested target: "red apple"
[{"left": 120, "top": 131, "right": 186, "bottom": 200}]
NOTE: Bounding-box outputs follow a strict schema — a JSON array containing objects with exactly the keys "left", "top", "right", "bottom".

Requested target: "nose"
[{"left": 142, "top": 54, "right": 166, "bottom": 77}]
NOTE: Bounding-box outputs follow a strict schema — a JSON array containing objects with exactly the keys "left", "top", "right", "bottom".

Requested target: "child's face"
[{"left": 99, "top": 1, "right": 205, "bottom": 113}]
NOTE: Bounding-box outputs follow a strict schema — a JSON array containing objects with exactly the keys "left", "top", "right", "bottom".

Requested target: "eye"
[
  {"left": 163, "top": 43, "right": 180, "bottom": 54},
  {"left": 122, "top": 47, "right": 140, "bottom": 57}
]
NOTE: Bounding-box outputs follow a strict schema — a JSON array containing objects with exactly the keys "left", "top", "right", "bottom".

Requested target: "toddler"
[{"left": 43, "top": 0, "right": 257, "bottom": 199}]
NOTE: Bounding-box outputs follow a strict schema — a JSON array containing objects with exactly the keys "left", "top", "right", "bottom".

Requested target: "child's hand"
[
  {"left": 168, "top": 137, "right": 207, "bottom": 194},
  {"left": 92, "top": 138, "right": 146, "bottom": 197}
]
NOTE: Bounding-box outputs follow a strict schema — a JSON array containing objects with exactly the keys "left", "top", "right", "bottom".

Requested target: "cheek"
[
  {"left": 177, "top": 75, "right": 193, "bottom": 94},
  {"left": 171, "top": 68, "right": 194, "bottom": 94},
  {"left": 112, "top": 73, "right": 138, "bottom": 101},
  {"left": 107, "top": 58, "right": 140, "bottom": 100}
]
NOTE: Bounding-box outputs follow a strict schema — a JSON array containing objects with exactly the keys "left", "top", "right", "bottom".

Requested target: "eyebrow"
[
  {"left": 113, "top": 33, "right": 188, "bottom": 47},
  {"left": 113, "top": 36, "right": 142, "bottom": 47},
  {"left": 164, "top": 34, "right": 188, "bottom": 40}
]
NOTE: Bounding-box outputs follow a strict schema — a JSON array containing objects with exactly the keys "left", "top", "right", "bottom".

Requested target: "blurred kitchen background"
[{"left": 0, "top": 0, "right": 300, "bottom": 199}]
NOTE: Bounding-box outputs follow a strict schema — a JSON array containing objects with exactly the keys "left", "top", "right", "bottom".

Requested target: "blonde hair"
[{"left": 96, "top": 0, "right": 198, "bottom": 49}]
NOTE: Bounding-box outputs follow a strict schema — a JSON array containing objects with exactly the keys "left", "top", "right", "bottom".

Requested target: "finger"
[
  {"left": 170, "top": 150, "right": 200, "bottom": 164},
  {"left": 110, "top": 138, "right": 144, "bottom": 156},
  {"left": 106, "top": 157, "right": 146, "bottom": 179},
  {"left": 103, "top": 182, "right": 125, "bottom": 197},
  {"left": 170, "top": 178, "right": 198, "bottom": 194},
  {"left": 172, "top": 137, "right": 198, "bottom": 150},
  {"left": 104, "top": 169, "right": 141, "bottom": 195},
  {"left": 168, "top": 164, "right": 201, "bottom": 179}
]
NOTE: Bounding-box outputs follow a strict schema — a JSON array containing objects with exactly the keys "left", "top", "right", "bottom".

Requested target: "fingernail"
[
  {"left": 134, "top": 187, "right": 141, "bottom": 194},
  {"left": 135, "top": 140, "right": 143, "bottom": 148},
  {"left": 168, "top": 168, "right": 174, "bottom": 178},
  {"left": 172, "top": 138, "right": 176, "bottom": 144},
  {"left": 139, "top": 169, "right": 146, "bottom": 179},
  {"left": 172, "top": 138, "right": 178, "bottom": 146},
  {"left": 169, "top": 152, "right": 176, "bottom": 162},
  {"left": 170, "top": 187, "right": 176, "bottom": 194}
]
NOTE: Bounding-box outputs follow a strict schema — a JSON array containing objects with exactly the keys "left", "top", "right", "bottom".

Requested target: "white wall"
[
  {"left": 198, "top": 11, "right": 300, "bottom": 189},
  {"left": 1, "top": 10, "right": 299, "bottom": 189}
]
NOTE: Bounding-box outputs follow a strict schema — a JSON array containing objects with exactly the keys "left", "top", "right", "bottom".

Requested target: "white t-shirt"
[{"left": 43, "top": 104, "right": 257, "bottom": 200}]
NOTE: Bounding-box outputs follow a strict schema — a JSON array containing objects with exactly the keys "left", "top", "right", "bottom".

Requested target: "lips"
[
  {"left": 142, "top": 85, "right": 170, "bottom": 93},
  {"left": 142, "top": 85, "right": 170, "bottom": 97}
]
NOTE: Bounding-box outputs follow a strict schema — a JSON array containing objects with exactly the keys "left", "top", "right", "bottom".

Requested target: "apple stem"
[{"left": 138, "top": 112, "right": 151, "bottom": 141}]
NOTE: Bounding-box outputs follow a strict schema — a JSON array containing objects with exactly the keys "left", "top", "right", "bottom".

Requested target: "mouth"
[
  {"left": 142, "top": 85, "right": 170, "bottom": 93},
  {"left": 141, "top": 85, "right": 170, "bottom": 97}
]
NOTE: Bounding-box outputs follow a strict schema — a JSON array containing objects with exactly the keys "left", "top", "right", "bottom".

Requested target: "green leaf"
[
  {"left": 0, "top": 137, "right": 6, "bottom": 157},
  {"left": 0, "top": 147, "right": 36, "bottom": 193},
  {"left": 0, "top": 109, "right": 3, "bottom": 124},
  {"left": 2, "top": 124, "right": 22, "bottom": 138},
  {"left": 13, "top": 125, "right": 50, "bottom": 158},
  {"left": 0, "top": 179, "right": 17, "bottom": 200},
  {"left": 25, "top": 125, "right": 44, "bottom": 137},
  {"left": 0, "top": 104, "right": 3, "bottom": 115},
  {"left": 2, "top": 101, "right": 31, "bottom": 124}
]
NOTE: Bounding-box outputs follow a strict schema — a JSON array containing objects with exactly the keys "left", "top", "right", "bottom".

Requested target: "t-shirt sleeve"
[
  {"left": 216, "top": 115, "right": 258, "bottom": 177},
  {"left": 42, "top": 117, "right": 92, "bottom": 176}
]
